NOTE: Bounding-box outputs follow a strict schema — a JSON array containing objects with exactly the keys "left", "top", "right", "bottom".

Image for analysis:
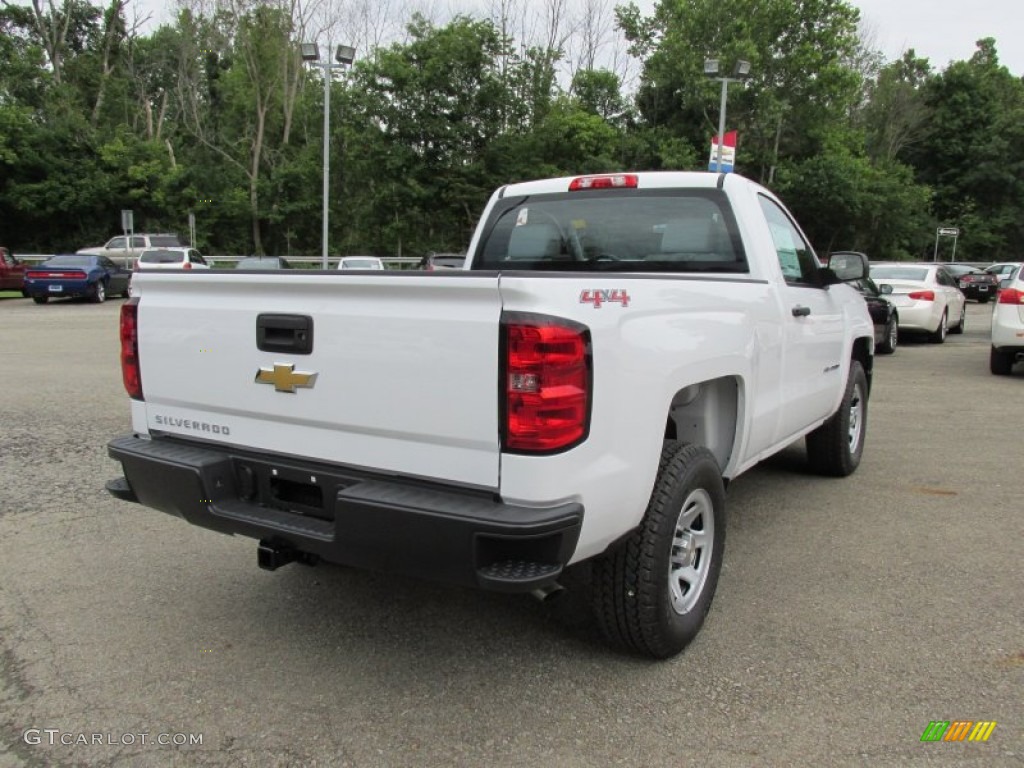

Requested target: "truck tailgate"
[{"left": 133, "top": 271, "right": 502, "bottom": 488}]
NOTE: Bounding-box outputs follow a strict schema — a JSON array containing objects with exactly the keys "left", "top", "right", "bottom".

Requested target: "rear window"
[
  {"left": 150, "top": 235, "right": 182, "bottom": 247},
  {"left": 870, "top": 266, "right": 928, "bottom": 281},
  {"left": 472, "top": 190, "right": 746, "bottom": 273},
  {"left": 339, "top": 258, "right": 381, "bottom": 269},
  {"left": 140, "top": 249, "right": 185, "bottom": 264},
  {"left": 45, "top": 255, "right": 92, "bottom": 267}
]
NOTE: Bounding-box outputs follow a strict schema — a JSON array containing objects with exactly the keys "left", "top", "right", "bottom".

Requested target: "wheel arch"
[
  {"left": 851, "top": 335, "right": 874, "bottom": 396},
  {"left": 663, "top": 376, "right": 740, "bottom": 474}
]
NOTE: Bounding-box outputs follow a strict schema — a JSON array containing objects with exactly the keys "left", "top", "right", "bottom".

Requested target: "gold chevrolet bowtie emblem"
[{"left": 255, "top": 363, "right": 318, "bottom": 393}]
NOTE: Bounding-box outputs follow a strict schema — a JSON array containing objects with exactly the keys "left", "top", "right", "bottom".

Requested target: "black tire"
[
  {"left": 806, "top": 360, "right": 868, "bottom": 477},
  {"left": 591, "top": 442, "right": 726, "bottom": 659},
  {"left": 32, "top": 295, "right": 48, "bottom": 304},
  {"left": 877, "top": 315, "right": 898, "bottom": 355},
  {"left": 949, "top": 304, "right": 965, "bottom": 335},
  {"left": 928, "top": 311, "right": 947, "bottom": 343},
  {"left": 979, "top": 296, "right": 990, "bottom": 304},
  {"left": 990, "top": 346, "right": 1013, "bottom": 375},
  {"left": 92, "top": 281, "right": 106, "bottom": 303}
]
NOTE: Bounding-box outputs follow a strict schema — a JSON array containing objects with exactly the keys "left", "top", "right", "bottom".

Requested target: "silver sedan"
[{"left": 869, "top": 263, "right": 967, "bottom": 343}]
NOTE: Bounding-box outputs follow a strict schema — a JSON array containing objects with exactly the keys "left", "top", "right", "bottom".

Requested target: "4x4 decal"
[{"left": 580, "top": 289, "right": 630, "bottom": 308}]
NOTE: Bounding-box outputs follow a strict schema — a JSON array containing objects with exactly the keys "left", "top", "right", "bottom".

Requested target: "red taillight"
[
  {"left": 503, "top": 314, "right": 590, "bottom": 452},
  {"left": 182, "top": 262, "right": 192, "bottom": 270},
  {"left": 120, "top": 299, "right": 143, "bottom": 400},
  {"left": 27, "top": 270, "right": 85, "bottom": 279},
  {"left": 998, "top": 287, "right": 1024, "bottom": 304},
  {"left": 908, "top": 290, "right": 935, "bottom": 301},
  {"left": 569, "top": 174, "right": 638, "bottom": 191}
]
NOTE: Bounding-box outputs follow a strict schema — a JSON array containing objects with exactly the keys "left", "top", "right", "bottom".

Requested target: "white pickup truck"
[{"left": 106, "top": 171, "right": 874, "bottom": 658}]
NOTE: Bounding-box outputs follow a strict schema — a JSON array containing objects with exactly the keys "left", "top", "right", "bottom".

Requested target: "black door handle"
[
  {"left": 257, "top": 314, "right": 314, "bottom": 354},
  {"left": 792, "top": 305, "right": 811, "bottom": 317}
]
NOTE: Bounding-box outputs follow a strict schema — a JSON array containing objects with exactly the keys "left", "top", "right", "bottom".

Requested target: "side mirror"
[
  {"left": 826, "top": 251, "right": 868, "bottom": 282},
  {"left": 879, "top": 283, "right": 893, "bottom": 295}
]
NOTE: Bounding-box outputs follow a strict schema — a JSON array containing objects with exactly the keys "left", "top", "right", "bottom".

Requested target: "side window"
[
  {"left": 1, "top": 251, "right": 13, "bottom": 266},
  {"left": 131, "top": 236, "right": 146, "bottom": 248},
  {"left": 107, "top": 237, "right": 126, "bottom": 250},
  {"left": 936, "top": 269, "right": 952, "bottom": 287},
  {"left": 757, "top": 195, "right": 820, "bottom": 286}
]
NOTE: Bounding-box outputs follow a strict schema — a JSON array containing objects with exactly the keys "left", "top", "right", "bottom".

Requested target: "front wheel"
[
  {"left": 877, "top": 315, "right": 898, "bottom": 355},
  {"left": 806, "top": 360, "right": 868, "bottom": 477},
  {"left": 591, "top": 442, "right": 726, "bottom": 659}
]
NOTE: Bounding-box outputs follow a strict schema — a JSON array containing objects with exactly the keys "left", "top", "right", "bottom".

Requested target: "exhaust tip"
[{"left": 530, "top": 582, "right": 566, "bottom": 603}]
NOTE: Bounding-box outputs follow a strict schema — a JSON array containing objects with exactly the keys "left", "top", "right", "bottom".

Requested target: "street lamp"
[
  {"left": 704, "top": 59, "right": 751, "bottom": 173},
  {"left": 302, "top": 41, "right": 356, "bottom": 268}
]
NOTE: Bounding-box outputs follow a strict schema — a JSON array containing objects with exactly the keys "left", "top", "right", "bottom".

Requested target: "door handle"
[
  {"left": 791, "top": 305, "right": 811, "bottom": 317},
  {"left": 257, "top": 314, "right": 314, "bottom": 354}
]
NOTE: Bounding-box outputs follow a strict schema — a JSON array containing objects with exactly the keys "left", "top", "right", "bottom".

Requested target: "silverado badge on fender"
[{"left": 255, "top": 363, "right": 318, "bottom": 393}]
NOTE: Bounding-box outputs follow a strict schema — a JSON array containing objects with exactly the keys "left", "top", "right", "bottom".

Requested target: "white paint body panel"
[{"left": 132, "top": 271, "right": 503, "bottom": 488}]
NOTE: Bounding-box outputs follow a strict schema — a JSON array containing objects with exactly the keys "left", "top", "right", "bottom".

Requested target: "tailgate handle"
[{"left": 257, "top": 314, "right": 313, "bottom": 354}]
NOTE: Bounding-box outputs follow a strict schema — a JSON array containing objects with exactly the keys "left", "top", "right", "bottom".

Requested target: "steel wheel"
[
  {"left": 668, "top": 488, "right": 715, "bottom": 615},
  {"left": 591, "top": 442, "right": 726, "bottom": 658},
  {"left": 846, "top": 375, "right": 865, "bottom": 456},
  {"left": 807, "top": 360, "right": 868, "bottom": 477}
]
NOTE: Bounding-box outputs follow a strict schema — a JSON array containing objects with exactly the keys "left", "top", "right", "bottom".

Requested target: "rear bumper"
[
  {"left": 107, "top": 435, "right": 582, "bottom": 592},
  {"left": 24, "top": 279, "right": 94, "bottom": 297}
]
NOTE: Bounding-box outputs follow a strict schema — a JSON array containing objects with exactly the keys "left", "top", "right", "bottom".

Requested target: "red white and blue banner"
[{"left": 708, "top": 130, "right": 737, "bottom": 173}]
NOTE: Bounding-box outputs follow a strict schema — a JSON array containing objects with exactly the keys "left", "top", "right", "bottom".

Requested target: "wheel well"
[
  {"left": 853, "top": 337, "right": 873, "bottom": 395},
  {"left": 663, "top": 377, "right": 738, "bottom": 471}
]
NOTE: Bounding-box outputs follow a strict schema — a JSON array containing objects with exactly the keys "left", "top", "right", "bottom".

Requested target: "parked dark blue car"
[{"left": 24, "top": 254, "right": 131, "bottom": 304}]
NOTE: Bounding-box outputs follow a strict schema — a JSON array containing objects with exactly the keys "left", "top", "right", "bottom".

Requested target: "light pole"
[
  {"left": 301, "top": 41, "right": 356, "bottom": 269},
  {"left": 704, "top": 59, "right": 751, "bottom": 172}
]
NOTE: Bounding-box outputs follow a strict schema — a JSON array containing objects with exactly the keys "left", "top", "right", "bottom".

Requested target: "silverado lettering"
[{"left": 153, "top": 415, "right": 231, "bottom": 435}]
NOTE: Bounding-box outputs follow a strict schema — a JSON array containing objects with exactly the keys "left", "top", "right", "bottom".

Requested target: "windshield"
[
  {"left": 140, "top": 250, "right": 185, "bottom": 264},
  {"left": 870, "top": 266, "right": 929, "bottom": 281},
  {"left": 472, "top": 190, "right": 746, "bottom": 273}
]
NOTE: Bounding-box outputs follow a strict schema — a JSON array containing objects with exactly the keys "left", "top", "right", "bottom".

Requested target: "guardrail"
[{"left": 15, "top": 255, "right": 424, "bottom": 269}]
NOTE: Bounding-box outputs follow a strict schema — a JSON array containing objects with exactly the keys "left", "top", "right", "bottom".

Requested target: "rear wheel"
[
  {"left": 32, "top": 296, "right": 48, "bottom": 305},
  {"left": 92, "top": 281, "right": 106, "bottom": 303},
  {"left": 949, "top": 304, "right": 965, "bottom": 335},
  {"left": 990, "top": 346, "right": 1013, "bottom": 375},
  {"left": 877, "top": 315, "right": 898, "bottom": 355},
  {"left": 806, "top": 360, "right": 867, "bottom": 477},
  {"left": 928, "top": 310, "right": 948, "bottom": 343},
  {"left": 591, "top": 442, "right": 725, "bottom": 659}
]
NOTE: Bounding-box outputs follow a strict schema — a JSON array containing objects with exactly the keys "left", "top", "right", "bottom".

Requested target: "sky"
[
  {"left": 125, "top": 0, "right": 1024, "bottom": 77},
  {"left": 853, "top": 0, "right": 1024, "bottom": 75}
]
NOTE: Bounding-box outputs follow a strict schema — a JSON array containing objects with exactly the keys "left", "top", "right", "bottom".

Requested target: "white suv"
[
  {"left": 129, "top": 247, "right": 210, "bottom": 295},
  {"left": 991, "top": 265, "right": 1024, "bottom": 375}
]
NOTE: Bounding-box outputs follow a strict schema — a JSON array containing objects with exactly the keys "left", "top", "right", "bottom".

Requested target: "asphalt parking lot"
[{"left": 1, "top": 297, "right": 1021, "bottom": 767}]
